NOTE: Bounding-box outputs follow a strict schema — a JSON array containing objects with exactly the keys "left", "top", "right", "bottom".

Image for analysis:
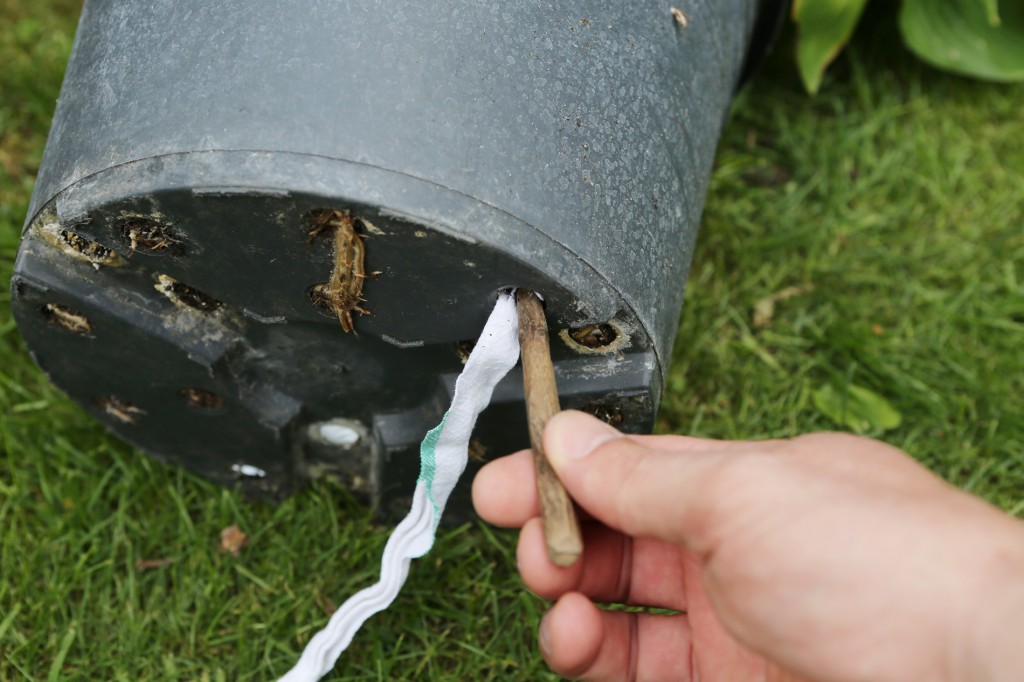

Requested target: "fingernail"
[
  {"left": 538, "top": 614, "right": 553, "bottom": 656},
  {"left": 546, "top": 410, "right": 620, "bottom": 464}
]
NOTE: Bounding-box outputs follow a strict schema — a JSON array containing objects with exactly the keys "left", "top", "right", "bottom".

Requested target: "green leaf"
[
  {"left": 792, "top": 0, "right": 871, "bottom": 93},
  {"left": 812, "top": 383, "right": 903, "bottom": 434},
  {"left": 900, "top": 0, "right": 1024, "bottom": 82},
  {"left": 981, "top": 0, "right": 1001, "bottom": 26}
]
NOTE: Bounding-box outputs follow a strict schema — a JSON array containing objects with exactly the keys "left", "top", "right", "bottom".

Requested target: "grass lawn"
[{"left": 2, "top": 2, "right": 1022, "bottom": 680}]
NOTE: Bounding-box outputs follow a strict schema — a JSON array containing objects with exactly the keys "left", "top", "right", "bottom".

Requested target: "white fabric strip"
[{"left": 278, "top": 292, "right": 520, "bottom": 682}]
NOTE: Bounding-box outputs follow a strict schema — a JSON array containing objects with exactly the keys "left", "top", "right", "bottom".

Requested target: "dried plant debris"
[
  {"left": 671, "top": 7, "right": 688, "bottom": 28},
  {"left": 468, "top": 438, "right": 488, "bottom": 462},
  {"left": 154, "top": 274, "right": 222, "bottom": 312},
  {"left": 40, "top": 303, "right": 92, "bottom": 335},
  {"left": 36, "top": 222, "right": 125, "bottom": 269},
  {"left": 305, "top": 209, "right": 380, "bottom": 334},
  {"left": 582, "top": 403, "right": 625, "bottom": 427},
  {"left": 134, "top": 558, "right": 176, "bottom": 571},
  {"left": 455, "top": 339, "right": 476, "bottom": 364},
  {"left": 179, "top": 387, "right": 224, "bottom": 410},
  {"left": 97, "top": 395, "right": 146, "bottom": 425},
  {"left": 752, "top": 285, "right": 812, "bottom": 328},
  {"left": 219, "top": 524, "right": 249, "bottom": 556},
  {"left": 120, "top": 217, "right": 185, "bottom": 255}
]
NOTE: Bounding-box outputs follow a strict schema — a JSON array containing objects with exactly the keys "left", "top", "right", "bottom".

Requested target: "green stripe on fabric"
[{"left": 418, "top": 413, "right": 449, "bottom": 521}]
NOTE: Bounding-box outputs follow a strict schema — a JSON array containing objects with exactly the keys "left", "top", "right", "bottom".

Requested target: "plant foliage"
[{"left": 794, "top": 0, "right": 1024, "bottom": 92}]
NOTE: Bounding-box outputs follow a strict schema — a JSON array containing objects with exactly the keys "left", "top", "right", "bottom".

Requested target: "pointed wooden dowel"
[{"left": 516, "top": 289, "right": 583, "bottom": 568}]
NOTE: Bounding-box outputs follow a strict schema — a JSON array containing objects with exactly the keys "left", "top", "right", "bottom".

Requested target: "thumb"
[{"left": 543, "top": 410, "right": 726, "bottom": 548}]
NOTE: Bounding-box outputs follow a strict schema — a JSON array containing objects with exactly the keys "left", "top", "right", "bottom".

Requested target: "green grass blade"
[
  {"left": 46, "top": 626, "right": 76, "bottom": 682},
  {"left": 0, "top": 604, "right": 21, "bottom": 643}
]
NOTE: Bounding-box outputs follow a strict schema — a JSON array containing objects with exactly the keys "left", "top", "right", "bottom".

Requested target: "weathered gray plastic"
[{"left": 12, "top": 0, "right": 769, "bottom": 516}]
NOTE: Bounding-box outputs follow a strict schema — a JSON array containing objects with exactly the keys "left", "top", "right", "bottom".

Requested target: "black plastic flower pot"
[{"left": 12, "top": 0, "right": 784, "bottom": 519}]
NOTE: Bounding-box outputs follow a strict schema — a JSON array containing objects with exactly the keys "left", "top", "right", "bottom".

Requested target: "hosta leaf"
[
  {"left": 900, "top": 0, "right": 1024, "bottom": 81},
  {"left": 812, "top": 383, "right": 903, "bottom": 434},
  {"left": 980, "top": 0, "right": 1000, "bottom": 26},
  {"left": 792, "top": 0, "right": 871, "bottom": 93}
]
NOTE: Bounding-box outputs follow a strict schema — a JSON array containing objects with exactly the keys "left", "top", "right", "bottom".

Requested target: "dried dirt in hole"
[
  {"left": 121, "top": 217, "right": 185, "bottom": 255},
  {"left": 154, "top": 274, "right": 222, "bottom": 312},
  {"left": 304, "top": 208, "right": 379, "bottom": 333},
  {"left": 36, "top": 222, "right": 125, "bottom": 269},
  {"left": 98, "top": 395, "right": 146, "bottom": 425},
  {"left": 41, "top": 303, "right": 92, "bottom": 335}
]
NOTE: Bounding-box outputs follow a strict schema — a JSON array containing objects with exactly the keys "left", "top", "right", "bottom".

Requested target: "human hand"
[{"left": 472, "top": 410, "right": 1024, "bottom": 681}]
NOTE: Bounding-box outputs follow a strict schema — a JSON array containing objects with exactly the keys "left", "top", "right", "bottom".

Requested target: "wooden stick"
[{"left": 516, "top": 289, "right": 583, "bottom": 567}]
